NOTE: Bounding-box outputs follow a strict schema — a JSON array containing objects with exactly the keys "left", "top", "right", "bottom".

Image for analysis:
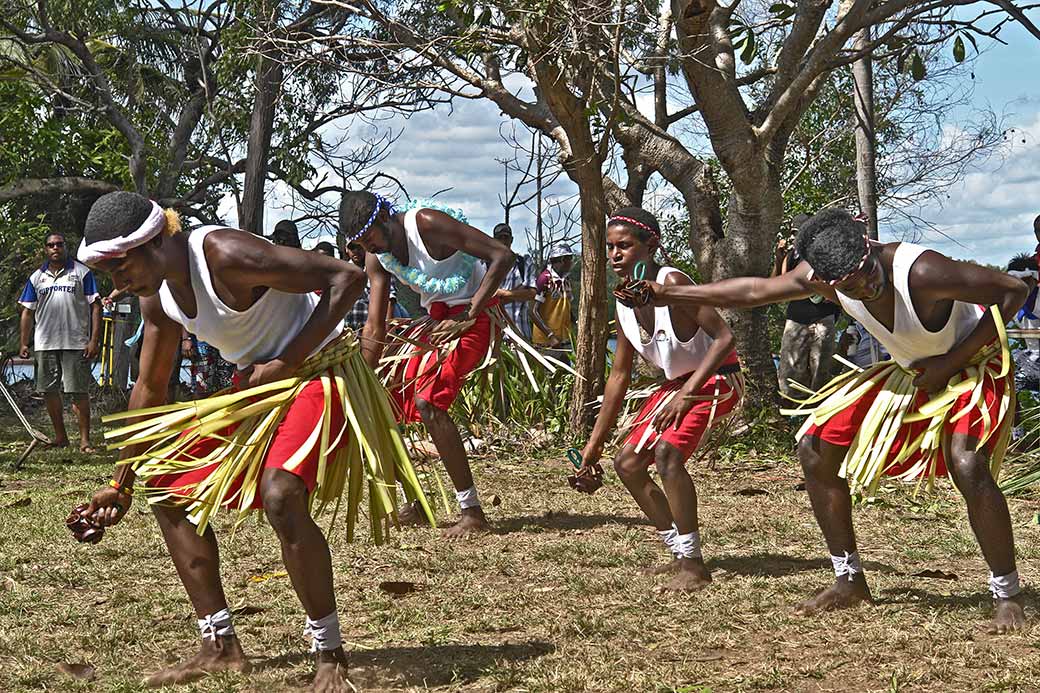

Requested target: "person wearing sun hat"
[{"left": 532, "top": 242, "right": 576, "bottom": 354}]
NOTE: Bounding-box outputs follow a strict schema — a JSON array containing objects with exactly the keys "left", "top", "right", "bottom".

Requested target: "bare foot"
[
  {"left": 441, "top": 507, "right": 490, "bottom": 539},
  {"left": 47, "top": 438, "right": 69, "bottom": 449},
  {"left": 312, "top": 648, "right": 352, "bottom": 693},
  {"left": 988, "top": 594, "right": 1027, "bottom": 634},
  {"left": 661, "top": 558, "right": 712, "bottom": 592},
  {"left": 79, "top": 443, "right": 97, "bottom": 453},
  {"left": 396, "top": 500, "right": 426, "bottom": 527},
  {"left": 795, "top": 574, "right": 873, "bottom": 616},
  {"left": 641, "top": 558, "right": 680, "bottom": 576},
  {"left": 145, "top": 635, "right": 250, "bottom": 687}
]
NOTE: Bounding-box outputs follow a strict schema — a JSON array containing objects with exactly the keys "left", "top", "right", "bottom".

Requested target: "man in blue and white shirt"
[
  {"left": 18, "top": 232, "right": 101, "bottom": 452},
  {"left": 491, "top": 223, "right": 537, "bottom": 338}
]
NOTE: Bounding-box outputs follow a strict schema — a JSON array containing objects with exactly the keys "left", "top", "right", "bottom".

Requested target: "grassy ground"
[{"left": 1, "top": 414, "right": 1040, "bottom": 693}]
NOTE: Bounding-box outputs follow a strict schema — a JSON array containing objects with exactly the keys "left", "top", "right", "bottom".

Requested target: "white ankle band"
[
  {"left": 831, "top": 551, "right": 862, "bottom": 582},
  {"left": 657, "top": 525, "right": 678, "bottom": 556},
  {"left": 197, "top": 608, "right": 235, "bottom": 641},
  {"left": 674, "top": 531, "right": 702, "bottom": 559},
  {"left": 988, "top": 570, "right": 1022, "bottom": 600},
  {"left": 304, "top": 611, "right": 343, "bottom": 653},
  {"left": 455, "top": 485, "right": 480, "bottom": 510}
]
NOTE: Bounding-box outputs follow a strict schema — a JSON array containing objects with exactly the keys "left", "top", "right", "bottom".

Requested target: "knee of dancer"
[
  {"left": 797, "top": 435, "right": 835, "bottom": 478},
  {"left": 947, "top": 450, "right": 995, "bottom": 493},
  {"left": 654, "top": 445, "right": 687, "bottom": 480},
  {"left": 414, "top": 396, "right": 441, "bottom": 420},
  {"left": 261, "top": 473, "right": 308, "bottom": 535},
  {"left": 613, "top": 452, "right": 644, "bottom": 480}
]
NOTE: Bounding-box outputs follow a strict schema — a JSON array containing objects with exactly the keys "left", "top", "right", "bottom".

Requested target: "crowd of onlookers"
[{"left": 17, "top": 211, "right": 1040, "bottom": 451}]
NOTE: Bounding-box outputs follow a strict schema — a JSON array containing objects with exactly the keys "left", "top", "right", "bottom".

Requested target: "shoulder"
[
  {"left": 202, "top": 227, "right": 268, "bottom": 268},
  {"left": 536, "top": 269, "right": 551, "bottom": 288},
  {"left": 662, "top": 268, "right": 693, "bottom": 287},
  {"left": 414, "top": 207, "right": 456, "bottom": 231}
]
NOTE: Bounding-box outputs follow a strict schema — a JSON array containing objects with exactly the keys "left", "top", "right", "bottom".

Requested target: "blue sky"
[
  {"left": 248, "top": 11, "right": 1040, "bottom": 268},
  {"left": 891, "top": 19, "right": 1040, "bottom": 265}
]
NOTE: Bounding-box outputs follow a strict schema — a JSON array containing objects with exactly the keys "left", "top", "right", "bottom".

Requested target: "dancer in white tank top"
[
  {"left": 632, "top": 207, "right": 1031, "bottom": 634},
  {"left": 73, "top": 191, "right": 429, "bottom": 690},
  {"left": 580, "top": 208, "right": 743, "bottom": 592},
  {"left": 340, "top": 191, "right": 564, "bottom": 539}
]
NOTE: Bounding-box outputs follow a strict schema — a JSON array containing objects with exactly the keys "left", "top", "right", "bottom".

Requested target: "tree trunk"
[
  {"left": 240, "top": 55, "right": 283, "bottom": 234},
  {"left": 568, "top": 169, "right": 610, "bottom": 435},
  {"left": 852, "top": 27, "right": 878, "bottom": 240},
  {"left": 705, "top": 185, "right": 784, "bottom": 412}
]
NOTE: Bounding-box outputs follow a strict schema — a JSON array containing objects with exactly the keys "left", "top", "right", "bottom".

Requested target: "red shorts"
[
  {"left": 624, "top": 371, "right": 741, "bottom": 460},
  {"left": 390, "top": 302, "right": 494, "bottom": 423},
  {"left": 148, "top": 378, "right": 348, "bottom": 509},
  {"left": 804, "top": 371, "right": 1009, "bottom": 476}
]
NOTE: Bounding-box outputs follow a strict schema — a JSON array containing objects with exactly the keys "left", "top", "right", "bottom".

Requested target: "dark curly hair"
[
  {"left": 795, "top": 208, "right": 868, "bottom": 281},
  {"left": 1008, "top": 252, "right": 1035, "bottom": 273},
  {"left": 339, "top": 190, "right": 380, "bottom": 240},
  {"left": 84, "top": 191, "right": 155, "bottom": 244}
]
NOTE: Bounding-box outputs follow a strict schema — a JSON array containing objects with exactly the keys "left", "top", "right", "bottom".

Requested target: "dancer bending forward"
[{"left": 634, "top": 208, "right": 1028, "bottom": 632}]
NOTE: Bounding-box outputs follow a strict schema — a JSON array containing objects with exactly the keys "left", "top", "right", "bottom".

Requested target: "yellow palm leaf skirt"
[
  {"left": 781, "top": 307, "right": 1015, "bottom": 496},
  {"left": 101, "top": 332, "right": 432, "bottom": 540}
]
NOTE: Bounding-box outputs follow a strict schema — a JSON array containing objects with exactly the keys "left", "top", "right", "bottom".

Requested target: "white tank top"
[
  {"left": 158, "top": 226, "right": 342, "bottom": 369},
  {"left": 616, "top": 267, "right": 727, "bottom": 380},
  {"left": 836, "top": 243, "right": 983, "bottom": 368},
  {"left": 376, "top": 208, "right": 485, "bottom": 309}
]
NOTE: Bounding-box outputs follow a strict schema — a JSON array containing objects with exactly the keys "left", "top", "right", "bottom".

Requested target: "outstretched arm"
[
  {"left": 651, "top": 261, "right": 832, "bottom": 309},
  {"left": 581, "top": 330, "right": 635, "bottom": 467},
  {"left": 86, "top": 295, "right": 181, "bottom": 526}
]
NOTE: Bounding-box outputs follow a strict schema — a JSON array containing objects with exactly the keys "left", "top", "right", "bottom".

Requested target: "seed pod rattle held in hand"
[
  {"left": 566, "top": 448, "right": 604, "bottom": 495},
  {"left": 66, "top": 504, "right": 105, "bottom": 544},
  {"left": 613, "top": 261, "right": 653, "bottom": 308}
]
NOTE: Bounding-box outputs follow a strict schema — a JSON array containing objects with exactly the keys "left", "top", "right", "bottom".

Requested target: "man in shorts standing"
[{"left": 18, "top": 232, "right": 101, "bottom": 451}]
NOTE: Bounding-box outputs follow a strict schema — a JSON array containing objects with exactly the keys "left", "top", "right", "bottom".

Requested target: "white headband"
[{"left": 77, "top": 201, "right": 165, "bottom": 264}]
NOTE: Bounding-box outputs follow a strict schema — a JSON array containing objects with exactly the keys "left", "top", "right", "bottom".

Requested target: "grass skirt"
[
  {"left": 782, "top": 308, "right": 1015, "bottom": 496},
  {"left": 102, "top": 333, "right": 431, "bottom": 540}
]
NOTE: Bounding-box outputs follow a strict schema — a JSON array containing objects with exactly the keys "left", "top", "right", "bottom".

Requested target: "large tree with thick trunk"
[{"left": 338, "top": 0, "right": 1029, "bottom": 428}]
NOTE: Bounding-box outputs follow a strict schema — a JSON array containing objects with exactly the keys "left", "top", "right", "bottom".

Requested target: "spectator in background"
[
  {"left": 772, "top": 214, "right": 840, "bottom": 397},
  {"left": 532, "top": 244, "right": 575, "bottom": 353},
  {"left": 490, "top": 223, "right": 537, "bottom": 338},
  {"left": 343, "top": 241, "right": 401, "bottom": 332},
  {"left": 313, "top": 241, "right": 337, "bottom": 258},
  {"left": 18, "top": 232, "right": 101, "bottom": 452},
  {"left": 1033, "top": 214, "right": 1040, "bottom": 269},
  {"left": 1008, "top": 253, "right": 1040, "bottom": 391},
  {"left": 271, "top": 219, "right": 301, "bottom": 248},
  {"left": 837, "top": 320, "right": 890, "bottom": 369}
]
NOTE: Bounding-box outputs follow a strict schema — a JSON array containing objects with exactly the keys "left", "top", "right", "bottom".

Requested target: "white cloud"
[{"left": 885, "top": 111, "right": 1040, "bottom": 266}]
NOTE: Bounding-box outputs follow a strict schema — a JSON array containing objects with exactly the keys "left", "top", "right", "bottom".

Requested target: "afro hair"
[
  {"left": 795, "top": 208, "right": 868, "bottom": 281},
  {"left": 1008, "top": 252, "right": 1036, "bottom": 273},
  {"left": 339, "top": 190, "right": 379, "bottom": 239},
  {"left": 84, "top": 191, "right": 155, "bottom": 245}
]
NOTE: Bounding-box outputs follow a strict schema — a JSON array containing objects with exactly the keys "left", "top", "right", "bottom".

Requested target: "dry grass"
[{"left": 1, "top": 415, "right": 1040, "bottom": 693}]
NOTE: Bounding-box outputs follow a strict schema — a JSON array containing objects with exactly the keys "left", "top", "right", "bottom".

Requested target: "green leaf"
[
  {"left": 953, "top": 35, "right": 965, "bottom": 63},
  {"left": 910, "top": 51, "right": 925, "bottom": 81},
  {"left": 769, "top": 3, "right": 795, "bottom": 19},
  {"left": 964, "top": 31, "right": 978, "bottom": 53},
  {"left": 740, "top": 30, "right": 757, "bottom": 65}
]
